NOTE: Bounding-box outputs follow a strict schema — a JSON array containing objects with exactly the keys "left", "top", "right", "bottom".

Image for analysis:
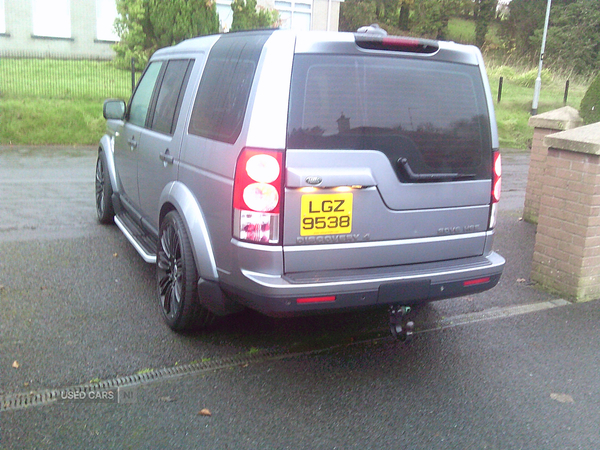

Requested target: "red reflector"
[
  {"left": 296, "top": 296, "right": 336, "bottom": 304},
  {"left": 463, "top": 277, "right": 491, "bottom": 287}
]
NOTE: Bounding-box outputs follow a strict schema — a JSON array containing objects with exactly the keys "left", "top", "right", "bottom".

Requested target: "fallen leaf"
[
  {"left": 159, "top": 396, "right": 175, "bottom": 402},
  {"left": 0, "top": 284, "right": 4, "bottom": 290},
  {"left": 113, "top": 253, "right": 118, "bottom": 257},
  {"left": 550, "top": 393, "right": 574, "bottom": 403},
  {"left": 23, "top": 382, "right": 29, "bottom": 387},
  {"left": 12, "top": 360, "right": 19, "bottom": 369},
  {"left": 517, "top": 278, "right": 526, "bottom": 283},
  {"left": 198, "top": 408, "right": 212, "bottom": 416}
]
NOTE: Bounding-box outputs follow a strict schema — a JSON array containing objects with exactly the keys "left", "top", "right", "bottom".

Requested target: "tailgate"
[{"left": 282, "top": 53, "right": 493, "bottom": 273}]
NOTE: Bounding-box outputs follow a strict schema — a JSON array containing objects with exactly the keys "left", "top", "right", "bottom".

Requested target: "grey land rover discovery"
[{"left": 97, "top": 28, "right": 504, "bottom": 338}]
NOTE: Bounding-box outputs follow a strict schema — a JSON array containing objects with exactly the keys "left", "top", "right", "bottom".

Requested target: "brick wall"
[
  {"left": 523, "top": 127, "right": 557, "bottom": 223},
  {"left": 531, "top": 122, "right": 600, "bottom": 302},
  {"left": 523, "top": 107, "right": 583, "bottom": 224}
]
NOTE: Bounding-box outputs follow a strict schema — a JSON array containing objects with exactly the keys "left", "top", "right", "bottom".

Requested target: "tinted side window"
[
  {"left": 188, "top": 31, "right": 273, "bottom": 144},
  {"left": 288, "top": 55, "right": 492, "bottom": 180},
  {"left": 150, "top": 60, "right": 193, "bottom": 135},
  {"left": 128, "top": 62, "right": 163, "bottom": 127}
]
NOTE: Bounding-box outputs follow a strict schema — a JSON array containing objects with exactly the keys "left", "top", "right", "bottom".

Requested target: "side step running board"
[{"left": 114, "top": 214, "right": 157, "bottom": 264}]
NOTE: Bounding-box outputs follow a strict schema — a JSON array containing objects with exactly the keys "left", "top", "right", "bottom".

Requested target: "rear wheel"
[
  {"left": 157, "top": 211, "right": 215, "bottom": 331},
  {"left": 95, "top": 152, "right": 114, "bottom": 224}
]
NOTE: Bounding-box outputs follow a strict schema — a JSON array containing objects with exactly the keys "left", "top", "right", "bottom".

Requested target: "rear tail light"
[
  {"left": 233, "top": 148, "right": 283, "bottom": 244},
  {"left": 489, "top": 151, "right": 502, "bottom": 229},
  {"left": 492, "top": 151, "right": 502, "bottom": 203}
]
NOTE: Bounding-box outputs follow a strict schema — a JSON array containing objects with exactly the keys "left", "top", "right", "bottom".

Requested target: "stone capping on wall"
[
  {"left": 530, "top": 121, "right": 600, "bottom": 302},
  {"left": 544, "top": 123, "right": 600, "bottom": 156},
  {"left": 527, "top": 105, "right": 584, "bottom": 131},
  {"left": 523, "top": 106, "right": 583, "bottom": 224}
]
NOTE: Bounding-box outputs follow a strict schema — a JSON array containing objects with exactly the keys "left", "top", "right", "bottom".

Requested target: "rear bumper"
[{"left": 222, "top": 251, "right": 505, "bottom": 317}]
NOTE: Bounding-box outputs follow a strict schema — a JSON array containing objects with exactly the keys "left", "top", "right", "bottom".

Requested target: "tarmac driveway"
[{"left": 1, "top": 146, "right": 598, "bottom": 449}]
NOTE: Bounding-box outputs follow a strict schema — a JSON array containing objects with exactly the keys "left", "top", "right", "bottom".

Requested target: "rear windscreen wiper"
[{"left": 397, "top": 158, "right": 476, "bottom": 182}]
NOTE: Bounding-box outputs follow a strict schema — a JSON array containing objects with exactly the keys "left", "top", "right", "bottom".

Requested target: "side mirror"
[{"left": 103, "top": 99, "right": 126, "bottom": 120}]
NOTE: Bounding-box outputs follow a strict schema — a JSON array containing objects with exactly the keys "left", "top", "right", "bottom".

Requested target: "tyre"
[
  {"left": 95, "top": 152, "right": 114, "bottom": 224},
  {"left": 157, "top": 211, "right": 215, "bottom": 331}
]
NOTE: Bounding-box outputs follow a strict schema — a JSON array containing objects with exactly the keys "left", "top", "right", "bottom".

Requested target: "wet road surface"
[{"left": 1, "top": 146, "right": 599, "bottom": 449}]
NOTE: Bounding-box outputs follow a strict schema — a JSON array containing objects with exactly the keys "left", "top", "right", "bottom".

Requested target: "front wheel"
[
  {"left": 95, "top": 152, "right": 114, "bottom": 224},
  {"left": 157, "top": 211, "right": 215, "bottom": 332}
]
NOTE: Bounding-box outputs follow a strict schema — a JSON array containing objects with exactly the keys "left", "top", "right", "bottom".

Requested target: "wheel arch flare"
[{"left": 159, "top": 181, "right": 219, "bottom": 281}]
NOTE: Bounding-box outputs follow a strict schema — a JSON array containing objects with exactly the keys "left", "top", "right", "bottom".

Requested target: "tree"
[
  {"left": 498, "top": 0, "right": 599, "bottom": 74},
  {"left": 473, "top": 0, "right": 496, "bottom": 48},
  {"left": 498, "top": 0, "right": 580, "bottom": 62},
  {"left": 541, "top": 0, "right": 600, "bottom": 75},
  {"left": 339, "top": 0, "right": 377, "bottom": 32},
  {"left": 410, "top": 0, "right": 467, "bottom": 39},
  {"left": 230, "top": 0, "right": 279, "bottom": 32},
  {"left": 498, "top": 0, "right": 547, "bottom": 61},
  {"left": 340, "top": 0, "right": 475, "bottom": 37},
  {"left": 398, "top": 0, "right": 413, "bottom": 31},
  {"left": 113, "top": 0, "right": 219, "bottom": 70}
]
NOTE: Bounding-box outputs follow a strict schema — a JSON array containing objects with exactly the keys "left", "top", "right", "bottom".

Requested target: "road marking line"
[{"left": 419, "top": 299, "right": 570, "bottom": 333}]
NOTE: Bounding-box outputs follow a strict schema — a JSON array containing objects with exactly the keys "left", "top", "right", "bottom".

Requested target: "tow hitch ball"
[{"left": 389, "top": 305, "right": 414, "bottom": 342}]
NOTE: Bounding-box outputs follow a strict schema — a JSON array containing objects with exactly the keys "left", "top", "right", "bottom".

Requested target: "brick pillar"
[
  {"left": 531, "top": 122, "right": 600, "bottom": 302},
  {"left": 524, "top": 106, "right": 583, "bottom": 223}
]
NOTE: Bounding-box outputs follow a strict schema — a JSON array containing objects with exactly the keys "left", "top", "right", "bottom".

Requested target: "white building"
[
  {"left": 216, "top": 0, "right": 343, "bottom": 33},
  {"left": 0, "top": 0, "right": 343, "bottom": 58}
]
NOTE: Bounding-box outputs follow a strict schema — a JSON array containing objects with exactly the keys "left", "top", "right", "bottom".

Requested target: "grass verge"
[
  {"left": 487, "top": 65, "right": 589, "bottom": 149},
  {"left": 0, "top": 98, "right": 106, "bottom": 145},
  {"left": 0, "top": 57, "right": 131, "bottom": 146}
]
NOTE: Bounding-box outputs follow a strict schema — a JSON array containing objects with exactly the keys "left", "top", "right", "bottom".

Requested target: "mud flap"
[{"left": 198, "top": 278, "right": 244, "bottom": 316}]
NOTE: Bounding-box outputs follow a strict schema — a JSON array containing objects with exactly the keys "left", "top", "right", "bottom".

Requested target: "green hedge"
[{"left": 580, "top": 73, "right": 600, "bottom": 125}]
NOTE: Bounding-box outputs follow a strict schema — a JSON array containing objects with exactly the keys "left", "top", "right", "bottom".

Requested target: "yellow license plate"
[{"left": 300, "top": 193, "right": 353, "bottom": 236}]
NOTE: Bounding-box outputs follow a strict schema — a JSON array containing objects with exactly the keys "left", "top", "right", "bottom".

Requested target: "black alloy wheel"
[
  {"left": 95, "top": 152, "right": 114, "bottom": 224},
  {"left": 157, "top": 211, "right": 214, "bottom": 331}
]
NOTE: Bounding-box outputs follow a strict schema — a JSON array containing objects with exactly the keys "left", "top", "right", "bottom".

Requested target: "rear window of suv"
[{"left": 287, "top": 55, "right": 492, "bottom": 181}]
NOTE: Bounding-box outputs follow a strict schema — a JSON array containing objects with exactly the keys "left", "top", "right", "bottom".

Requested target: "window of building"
[
  {"left": 275, "top": 0, "right": 312, "bottom": 31},
  {"left": 96, "top": 0, "right": 119, "bottom": 42},
  {"left": 32, "top": 0, "right": 71, "bottom": 39}
]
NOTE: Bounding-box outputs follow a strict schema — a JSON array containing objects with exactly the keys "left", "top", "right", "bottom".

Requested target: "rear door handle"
[{"left": 159, "top": 150, "right": 174, "bottom": 164}]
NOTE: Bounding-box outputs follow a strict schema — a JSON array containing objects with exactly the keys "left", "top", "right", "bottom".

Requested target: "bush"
[
  {"left": 113, "top": 0, "right": 219, "bottom": 70},
  {"left": 230, "top": 0, "right": 278, "bottom": 31},
  {"left": 580, "top": 73, "right": 600, "bottom": 125}
]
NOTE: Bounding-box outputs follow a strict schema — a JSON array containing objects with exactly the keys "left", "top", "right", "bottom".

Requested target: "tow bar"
[{"left": 389, "top": 305, "right": 415, "bottom": 342}]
